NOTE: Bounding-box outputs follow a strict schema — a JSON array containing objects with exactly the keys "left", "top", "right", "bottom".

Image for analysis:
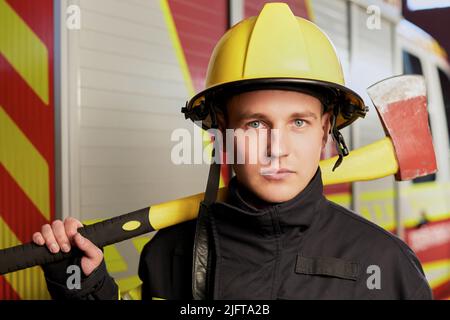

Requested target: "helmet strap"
[
  {"left": 330, "top": 106, "right": 349, "bottom": 171},
  {"left": 192, "top": 108, "right": 221, "bottom": 300}
]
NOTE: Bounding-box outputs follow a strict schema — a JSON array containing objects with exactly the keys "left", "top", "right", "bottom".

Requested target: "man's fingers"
[
  {"left": 32, "top": 232, "right": 45, "bottom": 246},
  {"left": 52, "top": 220, "right": 71, "bottom": 253},
  {"left": 64, "top": 217, "right": 83, "bottom": 241},
  {"left": 41, "top": 224, "right": 59, "bottom": 253},
  {"left": 73, "top": 233, "right": 102, "bottom": 260},
  {"left": 73, "top": 233, "right": 103, "bottom": 276}
]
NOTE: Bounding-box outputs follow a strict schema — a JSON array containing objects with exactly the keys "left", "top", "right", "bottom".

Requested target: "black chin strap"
[
  {"left": 192, "top": 109, "right": 221, "bottom": 300},
  {"left": 330, "top": 105, "right": 349, "bottom": 171}
]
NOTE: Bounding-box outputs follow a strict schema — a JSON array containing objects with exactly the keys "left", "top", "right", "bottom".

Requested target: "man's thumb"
[{"left": 73, "top": 233, "right": 103, "bottom": 276}]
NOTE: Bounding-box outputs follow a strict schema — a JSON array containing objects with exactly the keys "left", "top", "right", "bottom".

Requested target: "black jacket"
[{"left": 44, "top": 167, "right": 433, "bottom": 300}]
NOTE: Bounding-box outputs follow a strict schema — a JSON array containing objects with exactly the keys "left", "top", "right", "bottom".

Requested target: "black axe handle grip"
[{"left": 0, "top": 207, "right": 154, "bottom": 275}]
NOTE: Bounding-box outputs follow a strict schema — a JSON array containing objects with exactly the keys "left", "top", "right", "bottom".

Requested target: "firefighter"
[{"left": 32, "top": 3, "right": 432, "bottom": 300}]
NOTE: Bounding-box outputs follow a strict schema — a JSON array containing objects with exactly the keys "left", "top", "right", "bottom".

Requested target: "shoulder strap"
[{"left": 192, "top": 113, "right": 222, "bottom": 300}]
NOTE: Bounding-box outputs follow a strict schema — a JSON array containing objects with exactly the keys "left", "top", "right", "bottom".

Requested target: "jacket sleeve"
[
  {"left": 409, "top": 279, "right": 434, "bottom": 300},
  {"left": 398, "top": 243, "right": 434, "bottom": 300},
  {"left": 42, "top": 250, "right": 119, "bottom": 300}
]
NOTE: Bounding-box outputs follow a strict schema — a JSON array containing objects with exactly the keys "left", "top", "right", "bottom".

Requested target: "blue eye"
[
  {"left": 294, "top": 119, "right": 305, "bottom": 127},
  {"left": 248, "top": 121, "right": 261, "bottom": 128}
]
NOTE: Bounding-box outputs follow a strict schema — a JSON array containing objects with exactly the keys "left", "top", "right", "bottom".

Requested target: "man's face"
[{"left": 220, "top": 89, "right": 331, "bottom": 203}]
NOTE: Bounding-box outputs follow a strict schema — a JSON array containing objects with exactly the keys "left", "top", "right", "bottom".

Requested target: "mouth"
[{"left": 260, "top": 168, "right": 296, "bottom": 181}]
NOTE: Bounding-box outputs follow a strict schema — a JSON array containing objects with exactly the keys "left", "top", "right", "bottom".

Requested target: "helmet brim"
[{"left": 184, "top": 78, "right": 368, "bottom": 131}]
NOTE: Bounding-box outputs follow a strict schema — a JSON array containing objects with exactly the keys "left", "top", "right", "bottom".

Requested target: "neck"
[{"left": 234, "top": 180, "right": 276, "bottom": 210}]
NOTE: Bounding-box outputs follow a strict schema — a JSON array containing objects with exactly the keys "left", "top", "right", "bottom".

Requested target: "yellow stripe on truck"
[
  {"left": 0, "top": 0, "right": 49, "bottom": 105},
  {"left": 0, "top": 106, "right": 50, "bottom": 220},
  {"left": 422, "top": 259, "right": 450, "bottom": 290}
]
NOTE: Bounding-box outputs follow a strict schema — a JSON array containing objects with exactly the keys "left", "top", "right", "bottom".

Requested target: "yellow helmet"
[{"left": 182, "top": 2, "right": 367, "bottom": 133}]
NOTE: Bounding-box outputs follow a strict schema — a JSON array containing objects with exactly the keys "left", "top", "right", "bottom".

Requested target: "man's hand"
[{"left": 32, "top": 217, "right": 103, "bottom": 276}]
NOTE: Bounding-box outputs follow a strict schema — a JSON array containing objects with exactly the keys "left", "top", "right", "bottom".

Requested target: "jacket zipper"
[{"left": 270, "top": 206, "right": 283, "bottom": 299}]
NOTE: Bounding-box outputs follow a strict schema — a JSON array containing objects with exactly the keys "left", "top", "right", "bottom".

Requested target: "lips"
[{"left": 260, "top": 168, "right": 295, "bottom": 180}]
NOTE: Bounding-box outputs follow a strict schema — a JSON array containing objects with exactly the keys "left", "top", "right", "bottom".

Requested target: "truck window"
[
  {"left": 438, "top": 68, "right": 450, "bottom": 146},
  {"left": 402, "top": 51, "right": 436, "bottom": 183},
  {"left": 403, "top": 50, "right": 423, "bottom": 75}
]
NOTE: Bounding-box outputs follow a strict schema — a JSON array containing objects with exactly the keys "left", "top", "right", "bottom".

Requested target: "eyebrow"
[
  {"left": 290, "top": 112, "right": 318, "bottom": 120},
  {"left": 238, "top": 111, "right": 318, "bottom": 120}
]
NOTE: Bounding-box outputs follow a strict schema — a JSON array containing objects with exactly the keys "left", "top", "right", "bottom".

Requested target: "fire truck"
[{"left": 0, "top": 0, "right": 449, "bottom": 299}]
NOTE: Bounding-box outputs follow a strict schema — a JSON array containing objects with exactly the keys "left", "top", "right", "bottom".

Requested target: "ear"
[
  {"left": 321, "top": 111, "right": 332, "bottom": 149},
  {"left": 215, "top": 110, "right": 227, "bottom": 153},
  {"left": 216, "top": 110, "right": 227, "bottom": 133}
]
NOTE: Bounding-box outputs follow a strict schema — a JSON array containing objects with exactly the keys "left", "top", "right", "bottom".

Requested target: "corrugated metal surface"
[
  {"left": 0, "top": 0, "right": 54, "bottom": 299},
  {"left": 66, "top": 0, "right": 228, "bottom": 284},
  {"left": 347, "top": 3, "right": 397, "bottom": 233},
  {"left": 310, "top": 0, "right": 350, "bottom": 75},
  {"left": 76, "top": 0, "right": 209, "bottom": 220},
  {"left": 350, "top": 3, "right": 394, "bottom": 145}
]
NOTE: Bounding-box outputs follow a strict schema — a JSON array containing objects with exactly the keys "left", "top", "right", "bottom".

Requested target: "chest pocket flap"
[{"left": 295, "top": 255, "right": 361, "bottom": 281}]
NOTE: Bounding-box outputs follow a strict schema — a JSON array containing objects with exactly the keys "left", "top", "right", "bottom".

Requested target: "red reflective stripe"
[
  {"left": 6, "top": 0, "right": 54, "bottom": 51},
  {"left": 0, "top": 166, "right": 50, "bottom": 244},
  {"left": 168, "top": 0, "right": 227, "bottom": 92},
  {"left": 0, "top": 276, "right": 21, "bottom": 300},
  {"left": 245, "top": 0, "right": 309, "bottom": 18},
  {"left": 0, "top": 54, "right": 55, "bottom": 226},
  {"left": 0, "top": 0, "right": 54, "bottom": 300},
  {"left": 0, "top": 54, "right": 53, "bottom": 163},
  {"left": 405, "top": 218, "right": 450, "bottom": 264},
  {"left": 432, "top": 281, "right": 450, "bottom": 300}
]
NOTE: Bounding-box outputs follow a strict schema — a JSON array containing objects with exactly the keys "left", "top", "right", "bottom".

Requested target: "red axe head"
[{"left": 367, "top": 75, "right": 438, "bottom": 180}]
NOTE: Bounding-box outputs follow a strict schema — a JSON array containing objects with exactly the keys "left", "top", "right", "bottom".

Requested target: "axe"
[{"left": 0, "top": 75, "right": 437, "bottom": 275}]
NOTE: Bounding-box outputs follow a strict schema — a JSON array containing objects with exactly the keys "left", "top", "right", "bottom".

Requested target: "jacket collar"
[{"left": 211, "top": 166, "right": 326, "bottom": 236}]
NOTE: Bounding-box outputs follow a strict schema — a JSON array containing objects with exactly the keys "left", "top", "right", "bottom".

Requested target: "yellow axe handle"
[
  {"left": 0, "top": 137, "right": 400, "bottom": 275},
  {"left": 320, "top": 136, "right": 398, "bottom": 185},
  {"left": 149, "top": 137, "right": 398, "bottom": 230}
]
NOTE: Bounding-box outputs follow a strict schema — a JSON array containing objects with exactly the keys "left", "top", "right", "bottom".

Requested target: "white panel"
[
  {"left": 79, "top": 68, "right": 186, "bottom": 98},
  {"left": 310, "top": 0, "right": 350, "bottom": 77},
  {"left": 79, "top": 4, "right": 168, "bottom": 45},
  {"left": 65, "top": 0, "right": 210, "bottom": 227},
  {"left": 348, "top": 3, "right": 397, "bottom": 233},
  {"left": 80, "top": 108, "right": 188, "bottom": 131},
  {"left": 79, "top": 49, "right": 183, "bottom": 83},
  {"left": 80, "top": 88, "right": 183, "bottom": 114},
  {"left": 310, "top": 0, "right": 352, "bottom": 152},
  {"left": 350, "top": 4, "right": 394, "bottom": 146},
  {"left": 80, "top": 0, "right": 164, "bottom": 27},
  {"left": 79, "top": 29, "right": 175, "bottom": 64}
]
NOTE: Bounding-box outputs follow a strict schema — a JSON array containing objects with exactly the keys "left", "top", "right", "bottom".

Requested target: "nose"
[{"left": 268, "top": 127, "right": 289, "bottom": 159}]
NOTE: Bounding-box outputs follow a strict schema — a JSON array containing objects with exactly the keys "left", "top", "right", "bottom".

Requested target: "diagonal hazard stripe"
[
  {"left": 0, "top": 275, "right": 20, "bottom": 300},
  {"left": 0, "top": 166, "right": 49, "bottom": 243},
  {"left": 161, "top": 0, "right": 229, "bottom": 187},
  {"left": 0, "top": 0, "right": 49, "bottom": 105},
  {"left": 0, "top": 106, "right": 50, "bottom": 220},
  {"left": 160, "top": 0, "right": 195, "bottom": 96},
  {"left": 0, "top": 216, "right": 50, "bottom": 299},
  {"left": 0, "top": 53, "right": 54, "bottom": 164}
]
